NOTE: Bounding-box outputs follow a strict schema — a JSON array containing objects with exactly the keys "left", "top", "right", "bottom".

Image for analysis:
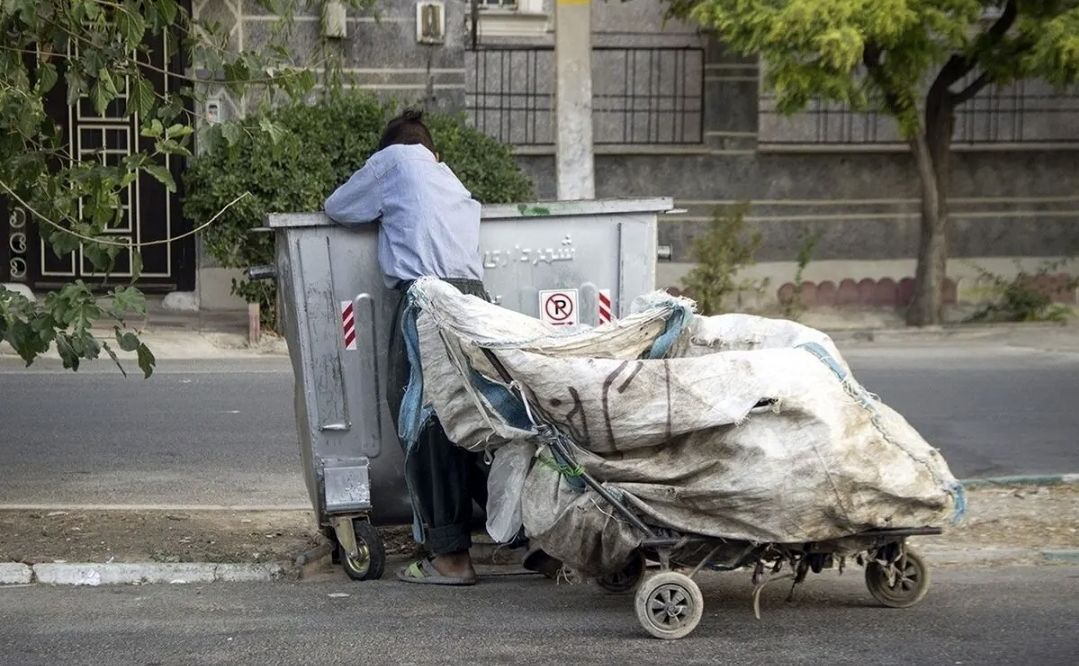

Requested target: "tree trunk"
[{"left": 907, "top": 96, "right": 954, "bottom": 326}]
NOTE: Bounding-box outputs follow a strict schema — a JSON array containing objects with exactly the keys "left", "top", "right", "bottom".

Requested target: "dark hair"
[{"left": 377, "top": 108, "right": 436, "bottom": 153}]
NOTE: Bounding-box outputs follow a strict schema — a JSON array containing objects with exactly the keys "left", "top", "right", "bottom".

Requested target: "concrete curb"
[
  {"left": 918, "top": 547, "right": 1037, "bottom": 567},
  {"left": 3, "top": 473, "right": 1073, "bottom": 587},
  {"left": 0, "top": 331, "right": 289, "bottom": 362},
  {"left": 1041, "top": 550, "right": 1079, "bottom": 563},
  {"left": 826, "top": 321, "right": 1071, "bottom": 345},
  {"left": 1, "top": 562, "right": 286, "bottom": 587},
  {"left": 960, "top": 473, "right": 1079, "bottom": 489},
  {"left": 0, "top": 562, "right": 33, "bottom": 585},
  {"left": 294, "top": 540, "right": 334, "bottom": 580}
]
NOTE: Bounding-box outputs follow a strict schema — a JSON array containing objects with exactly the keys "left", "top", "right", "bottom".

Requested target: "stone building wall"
[{"left": 192, "top": 1, "right": 1079, "bottom": 312}]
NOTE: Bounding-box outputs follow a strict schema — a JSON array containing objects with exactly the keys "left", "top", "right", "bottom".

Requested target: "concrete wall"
[
  {"left": 192, "top": 1, "right": 1079, "bottom": 311},
  {"left": 507, "top": 26, "right": 1079, "bottom": 307},
  {"left": 193, "top": 0, "right": 469, "bottom": 112}
]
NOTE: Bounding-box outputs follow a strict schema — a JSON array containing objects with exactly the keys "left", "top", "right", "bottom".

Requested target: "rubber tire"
[
  {"left": 865, "top": 548, "right": 930, "bottom": 609},
  {"left": 596, "top": 552, "right": 646, "bottom": 594},
  {"left": 340, "top": 520, "right": 385, "bottom": 581},
  {"left": 634, "top": 572, "right": 704, "bottom": 640}
]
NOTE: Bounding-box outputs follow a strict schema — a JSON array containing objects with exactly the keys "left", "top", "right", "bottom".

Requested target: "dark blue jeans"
[{"left": 388, "top": 279, "right": 488, "bottom": 555}]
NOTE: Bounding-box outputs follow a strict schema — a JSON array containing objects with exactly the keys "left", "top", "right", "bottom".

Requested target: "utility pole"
[{"left": 554, "top": 0, "right": 595, "bottom": 200}]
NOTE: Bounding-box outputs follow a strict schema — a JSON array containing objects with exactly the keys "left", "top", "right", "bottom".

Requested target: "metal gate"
[{"left": 1, "top": 30, "right": 194, "bottom": 293}]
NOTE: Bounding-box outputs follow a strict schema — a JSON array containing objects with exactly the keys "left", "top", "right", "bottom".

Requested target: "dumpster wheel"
[{"left": 338, "top": 519, "right": 385, "bottom": 581}]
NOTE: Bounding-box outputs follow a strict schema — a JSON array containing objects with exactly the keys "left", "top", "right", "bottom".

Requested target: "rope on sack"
[
  {"left": 535, "top": 454, "right": 584, "bottom": 479},
  {"left": 797, "top": 341, "right": 966, "bottom": 522},
  {"left": 435, "top": 328, "right": 504, "bottom": 443}
]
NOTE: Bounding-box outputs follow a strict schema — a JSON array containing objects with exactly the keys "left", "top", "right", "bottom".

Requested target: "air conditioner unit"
[{"left": 416, "top": 1, "right": 445, "bottom": 44}]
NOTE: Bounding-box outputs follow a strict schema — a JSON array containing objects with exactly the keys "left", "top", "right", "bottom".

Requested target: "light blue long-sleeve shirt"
[{"left": 324, "top": 143, "right": 483, "bottom": 287}]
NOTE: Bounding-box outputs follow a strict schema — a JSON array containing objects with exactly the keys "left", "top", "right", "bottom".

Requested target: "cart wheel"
[
  {"left": 340, "top": 520, "right": 385, "bottom": 581},
  {"left": 865, "top": 548, "right": 929, "bottom": 609},
  {"left": 597, "top": 552, "right": 646, "bottom": 594},
  {"left": 634, "top": 572, "right": 704, "bottom": 640}
]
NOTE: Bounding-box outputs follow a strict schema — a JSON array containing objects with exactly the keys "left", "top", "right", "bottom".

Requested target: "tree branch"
[
  {"left": 934, "top": 55, "right": 975, "bottom": 93},
  {"left": 984, "top": 0, "right": 1020, "bottom": 43},
  {"left": 952, "top": 70, "right": 994, "bottom": 105},
  {"left": 862, "top": 43, "right": 903, "bottom": 117},
  {"left": 931, "top": 0, "right": 1018, "bottom": 94}
]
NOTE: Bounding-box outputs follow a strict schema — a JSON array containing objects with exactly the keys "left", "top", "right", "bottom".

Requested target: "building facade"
[{"left": 5, "top": 0, "right": 1077, "bottom": 313}]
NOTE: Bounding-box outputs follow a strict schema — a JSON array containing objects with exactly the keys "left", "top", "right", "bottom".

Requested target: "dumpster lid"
[
  {"left": 480, "top": 198, "right": 674, "bottom": 220},
  {"left": 264, "top": 197, "right": 675, "bottom": 229}
]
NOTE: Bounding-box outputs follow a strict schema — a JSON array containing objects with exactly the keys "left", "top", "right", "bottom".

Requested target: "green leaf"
[
  {"left": 4, "top": 317, "right": 50, "bottom": 366},
  {"left": 158, "top": 0, "right": 179, "bottom": 24},
  {"left": 117, "top": 330, "right": 140, "bottom": 352},
  {"left": 91, "top": 79, "right": 111, "bottom": 116},
  {"left": 141, "top": 119, "right": 165, "bottom": 138},
  {"left": 136, "top": 342, "right": 156, "bottom": 378},
  {"left": 82, "top": 242, "right": 112, "bottom": 272},
  {"left": 155, "top": 138, "right": 192, "bottom": 156},
  {"left": 117, "top": 4, "right": 147, "bottom": 45},
  {"left": 129, "top": 77, "right": 156, "bottom": 118},
  {"left": 144, "top": 164, "right": 176, "bottom": 192},
  {"left": 55, "top": 333, "right": 81, "bottom": 372},
  {"left": 221, "top": 121, "right": 243, "bottom": 146},
  {"left": 130, "top": 250, "right": 144, "bottom": 281},
  {"left": 258, "top": 118, "right": 286, "bottom": 145},
  {"left": 83, "top": 0, "right": 102, "bottom": 20},
  {"left": 65, "top": 70, "right": 85, "bottom": 106},
  {"left": 110, "top": 285, "right": 147, "bottom": 316},
  {"left": 198, "top": 123, "right": 224, "bottom": 153},
  {"left": 37, "top": 62, "right": 58, "bottom": 94},
  {"left": 166, "top": 123, "right": 194, "bottom": 139},
  {"left": 100, "top": 68, "right": 118, "bottom": 96}
]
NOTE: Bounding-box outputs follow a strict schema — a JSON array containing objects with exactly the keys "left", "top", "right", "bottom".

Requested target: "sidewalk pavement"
[
  {"left": 2, "top": 482, "right": 1076, "bottom": 587},
  {"left": 0, "top": 300, "right": 288, "bottom": 361},
  {"left": 2, "top": 297, "right": 1076, "bottom": 361}
]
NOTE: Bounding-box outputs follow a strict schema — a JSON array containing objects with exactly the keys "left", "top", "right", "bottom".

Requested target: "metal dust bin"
[{"left": 266, "top": 198, "right": 671, "bottom": 579}]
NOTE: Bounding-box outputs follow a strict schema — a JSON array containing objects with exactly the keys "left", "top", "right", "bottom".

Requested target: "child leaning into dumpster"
[{"left": 324, "top": 110, "right": 560, "bottom": 585}]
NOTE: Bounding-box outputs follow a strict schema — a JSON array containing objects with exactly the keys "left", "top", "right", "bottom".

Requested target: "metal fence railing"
[
  {"left": 759, "top": 76, "right": 1079, "bottom": 146},
  {"left": 465, "top": 46, "right": 704, "bottom": 146}
]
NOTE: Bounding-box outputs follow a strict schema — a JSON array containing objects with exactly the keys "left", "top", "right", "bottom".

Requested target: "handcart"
[{"left": 479, "top": 347, "right": 942, "bottom": 640}]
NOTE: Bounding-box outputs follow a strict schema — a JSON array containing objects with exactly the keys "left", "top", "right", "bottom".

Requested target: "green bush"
[
  {"left": 966, "top": 260, "right": 1077, "bottom": 323},
  {"left": 183, "top": 93, "right": 534, "bottom": 326},
  {"left": 680, "top": 204, "right": 762, "bottom": 315}
]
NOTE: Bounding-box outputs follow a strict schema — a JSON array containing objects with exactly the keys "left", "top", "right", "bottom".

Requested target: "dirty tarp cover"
[{"left": 406, "top": 279, "right": 961, "bottom": 575}]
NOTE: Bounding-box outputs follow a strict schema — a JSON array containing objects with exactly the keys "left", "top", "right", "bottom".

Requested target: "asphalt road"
[
  {"left": 845, "top": 344, "right": 1079, "bottom": 479},
  {"left": 0, "top": 358, "right": 307, "bottom": 507},
  {"left": 1, "top": 565, "right": 1076, "bottom": 665},
  {"left": 1, "top": 342, "right": 1077, "bottom": 507}
]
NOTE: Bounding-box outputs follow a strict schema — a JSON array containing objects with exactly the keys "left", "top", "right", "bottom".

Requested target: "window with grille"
[{"left": 465, "top": 47, "right": 704, "bottom": 146}]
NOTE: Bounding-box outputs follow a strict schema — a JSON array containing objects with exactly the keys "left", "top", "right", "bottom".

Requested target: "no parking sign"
[{"left": 538, "top": 289, "right": 578, "bottom": 327}]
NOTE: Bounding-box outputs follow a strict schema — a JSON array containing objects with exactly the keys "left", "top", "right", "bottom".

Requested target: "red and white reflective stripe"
[
  {"left": 598, "top": 289, "right": 614, "bottom": 324},
  {"left": 341, "top": 300, "right": 357, "bottom": 350}
]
